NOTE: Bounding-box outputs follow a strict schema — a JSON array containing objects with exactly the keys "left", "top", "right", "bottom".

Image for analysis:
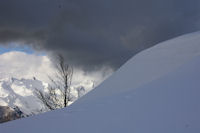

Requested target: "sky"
[
  {"left": 0, "top": 51, "right": 113, "bottom": 91},
  {"left": 0, "top": 0, "right": 200, "bottom": 72},
  {"left": 0, "top": 44, "right": 34, "bottom": 54}
]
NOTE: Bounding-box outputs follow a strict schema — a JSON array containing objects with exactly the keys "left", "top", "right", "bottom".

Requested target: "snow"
[
  {"left": 1, "top": 31, "right": 200, "bottom": 132},
  {"left": 89, "top": 31, "right": 200, "bottom": 99},
  {"left": 0, "top": 77, "right": 89, "bottom": 115},
  {"left": 0, "top": 78, "right": 48, "bottom": 115}
]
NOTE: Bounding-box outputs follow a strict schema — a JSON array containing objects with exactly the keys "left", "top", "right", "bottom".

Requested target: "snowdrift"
[{"left": 1, "top": 31, "right": 200, "bottom": 133}]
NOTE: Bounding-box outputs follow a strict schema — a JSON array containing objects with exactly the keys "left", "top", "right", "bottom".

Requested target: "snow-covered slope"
[
  {"left": 88, "top": 31, "right": 200, "bottom": 99},
  {"left": 1, "top": 31, "right": 200, "bottom": 132}
]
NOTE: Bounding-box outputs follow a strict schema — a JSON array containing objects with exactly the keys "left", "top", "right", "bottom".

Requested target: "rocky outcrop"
[{"left": 0, "top": 106, "right": 23, "bottom": 123}]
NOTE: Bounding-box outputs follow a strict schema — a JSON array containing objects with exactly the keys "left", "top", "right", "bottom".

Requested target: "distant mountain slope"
[
  {"left": 0, "top": 78, "right": 48, "bottom": 115},
  {"left": 0, "top": 77, "right": 87, "bottom": 116},
  {"left": 0, "top": 51, "right": 109, "bottom": 116},
  {"left": 1, "top": 32, "right": 200, "bottom": 133}
]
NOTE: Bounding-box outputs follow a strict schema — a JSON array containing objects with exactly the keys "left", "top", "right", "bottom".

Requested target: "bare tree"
[{"left": 35, "top": 54, "right": 73, "bottom": 110}]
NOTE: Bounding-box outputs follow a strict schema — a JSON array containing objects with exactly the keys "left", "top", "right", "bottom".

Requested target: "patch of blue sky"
[{"left": 0, "top": 43, "right": 45, "bottom": 55}]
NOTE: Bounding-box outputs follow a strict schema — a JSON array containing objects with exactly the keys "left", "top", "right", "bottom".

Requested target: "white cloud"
[
  {"left": 0, "top": 51, "right": 113, "bottom": 91},
  {"left": 0, "top": 51, "right": 54, "bottom": 82},
  {"left": 72, "top": 66, "right": 113, "bottom": 92}
]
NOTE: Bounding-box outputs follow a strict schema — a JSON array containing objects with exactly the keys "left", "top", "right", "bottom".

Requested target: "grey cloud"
[{"left": 0, "top": 0, "right": 200, "bottom": 71}]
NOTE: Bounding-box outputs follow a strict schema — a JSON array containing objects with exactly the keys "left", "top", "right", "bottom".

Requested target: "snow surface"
[
  {"left": 0, "top": 31, "right": 200, "bottom": 132},
  {"left": 89, "top": 31, "right": 200, "bottom": 99}
]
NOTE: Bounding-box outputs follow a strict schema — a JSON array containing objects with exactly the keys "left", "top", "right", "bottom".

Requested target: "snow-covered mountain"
[
  {"left": 0, "top": 77, "right": 48, "bottom": 115},
  {"left": 0, "top": 51, "right": 112, "bottom": 116},
  {"left": 1, "top": 31, "right": 200, "bottom": 133},
  {"left": 0, "top": 77, "right": 90, "bottom": 116}
]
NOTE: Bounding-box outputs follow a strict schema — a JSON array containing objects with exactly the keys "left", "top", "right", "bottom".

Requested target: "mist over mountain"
[{"left": 0, "top": 50, "right": 112, "bottom": 122}]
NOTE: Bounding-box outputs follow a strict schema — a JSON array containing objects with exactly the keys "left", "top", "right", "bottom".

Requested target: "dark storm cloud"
[{"left": 0, "top": 0, "right": 200, "bottom": 70}]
